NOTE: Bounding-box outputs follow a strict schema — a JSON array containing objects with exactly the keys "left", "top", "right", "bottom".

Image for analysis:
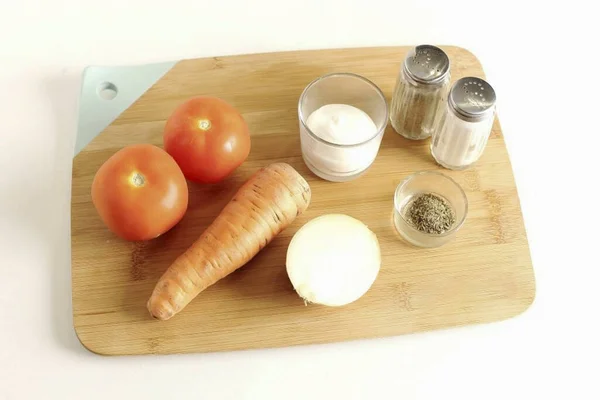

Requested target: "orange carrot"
[{"left": 147, "top": 163, "right": 311, "bottom": 320}]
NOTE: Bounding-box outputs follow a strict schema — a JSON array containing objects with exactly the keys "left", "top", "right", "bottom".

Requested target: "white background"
[{"left": 1, "top": 1, "right": 598, "bottom": 399}]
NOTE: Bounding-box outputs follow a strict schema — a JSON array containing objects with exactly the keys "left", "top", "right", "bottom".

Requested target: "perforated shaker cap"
[
  {"left": 403, "top": 45, "right": 450, "bottom": 84},
  {"left": 449, "top": 77, "right": 496, "bottom": 121}
]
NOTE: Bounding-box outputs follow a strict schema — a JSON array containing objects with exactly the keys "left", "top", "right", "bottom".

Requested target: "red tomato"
[
  {"left": 163, "top": 96, "right": 251, "bottom": 183},
  {"left": 91, "top": 144, "right": 189, "bottom": 241}
]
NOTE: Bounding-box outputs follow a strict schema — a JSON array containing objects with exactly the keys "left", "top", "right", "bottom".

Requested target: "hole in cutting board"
[{"left": 97, "top": 81, "right": 118, "bottom": 100}]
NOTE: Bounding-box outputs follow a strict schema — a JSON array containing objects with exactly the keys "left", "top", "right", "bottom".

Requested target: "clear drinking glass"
[
  {"left": 393, "top": 171, "right": 468, "bottom": 248},
  {"left": 298, "top": 73, "right": 388, "bottom": 182}
]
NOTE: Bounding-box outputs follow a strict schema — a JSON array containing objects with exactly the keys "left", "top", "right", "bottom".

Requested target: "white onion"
[{"left": 286, "top": 214, "right": 381, "bottom": 306}]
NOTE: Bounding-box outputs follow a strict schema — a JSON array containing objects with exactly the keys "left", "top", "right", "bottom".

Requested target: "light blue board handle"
[{"left": 75, "top": 61, "right": 176, "bottom": 156}]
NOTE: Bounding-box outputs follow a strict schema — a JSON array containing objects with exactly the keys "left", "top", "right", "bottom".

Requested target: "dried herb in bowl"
[{"left": 406, "top": 193, "right": 456, "bottom": 234}]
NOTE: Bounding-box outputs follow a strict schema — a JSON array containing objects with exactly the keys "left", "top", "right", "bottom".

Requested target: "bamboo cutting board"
[{"left": 71, "top": 46, "right": 536, "bottom": 356}]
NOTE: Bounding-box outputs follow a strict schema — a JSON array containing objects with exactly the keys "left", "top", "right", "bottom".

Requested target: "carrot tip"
[{"left": 147, "top": 298, "right": 174, "bottom": 321}]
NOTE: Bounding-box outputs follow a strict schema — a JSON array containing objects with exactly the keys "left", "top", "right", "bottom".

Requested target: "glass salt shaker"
[
  {"left": 389, "top": 45, "right": 450, "bottom": 140},
  {"left": 430, "top": 77, "right": 497, "bottom": 170}
]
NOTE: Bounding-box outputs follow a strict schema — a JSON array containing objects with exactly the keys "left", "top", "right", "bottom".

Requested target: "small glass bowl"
[
  {"left": 298, "top": 72, "right": 388, "bottom": 182},
  {"left": 393, "top": 171, "right": 468, "bottom": 248}
]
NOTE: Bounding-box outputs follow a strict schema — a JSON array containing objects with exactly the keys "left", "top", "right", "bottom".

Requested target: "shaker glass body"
[
  {"left": 430, "top": 105, "right": 495, "bottom": 170},
  {"left": 390, "top": 69, "right": 449, "bottom": 140},
  {"left": 389, "top": 45, "right": 451, "bottom": 141},
  {"left": 430, "top": 77, "right": 497, "bottom": 170}
]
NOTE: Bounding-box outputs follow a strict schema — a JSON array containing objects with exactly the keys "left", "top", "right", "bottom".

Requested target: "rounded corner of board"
[{"left": 73, "top": 324, "right": 112, "bottom": 356}]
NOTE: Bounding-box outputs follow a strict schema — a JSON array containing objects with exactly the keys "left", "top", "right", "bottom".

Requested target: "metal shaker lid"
[
  {"left": 403, "top": 45, "right": 450, "bottom": 84},
  {"left": 449, "top": 77, "right": 496, "bottom": 121}
]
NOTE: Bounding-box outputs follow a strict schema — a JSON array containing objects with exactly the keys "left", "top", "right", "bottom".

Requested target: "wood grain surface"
[{"left": 71, "top": 46, "right": 536, "bottom": 356}]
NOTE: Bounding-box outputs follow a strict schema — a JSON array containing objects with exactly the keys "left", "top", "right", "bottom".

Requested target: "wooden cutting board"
[{"left": 71, "top": 46, "right": 536, "bottom": 356}]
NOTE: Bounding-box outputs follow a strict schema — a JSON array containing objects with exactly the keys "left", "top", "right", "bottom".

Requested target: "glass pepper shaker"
[
  {"left": 389, "top": 45, "right": 450, "bottom": 140},
  {"left": 430, "top": 77, "right": 497, "bottom": 170}
]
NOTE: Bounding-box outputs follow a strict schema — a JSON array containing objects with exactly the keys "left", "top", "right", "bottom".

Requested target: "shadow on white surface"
[{"left": 42, "top": 70, "right": 93, "bottom": 355}]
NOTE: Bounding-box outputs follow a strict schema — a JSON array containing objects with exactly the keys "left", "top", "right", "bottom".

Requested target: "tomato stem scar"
[
  {"left": 130, "top": 172, "right": 146, "bottom": 187},
  {"left": 197, "top": 119, "right": 211, "bottom": 131}
]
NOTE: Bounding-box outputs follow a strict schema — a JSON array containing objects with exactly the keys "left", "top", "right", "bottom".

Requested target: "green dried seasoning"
[{"left": 406, "top": 193, "right": 455, "bottom": 234}]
